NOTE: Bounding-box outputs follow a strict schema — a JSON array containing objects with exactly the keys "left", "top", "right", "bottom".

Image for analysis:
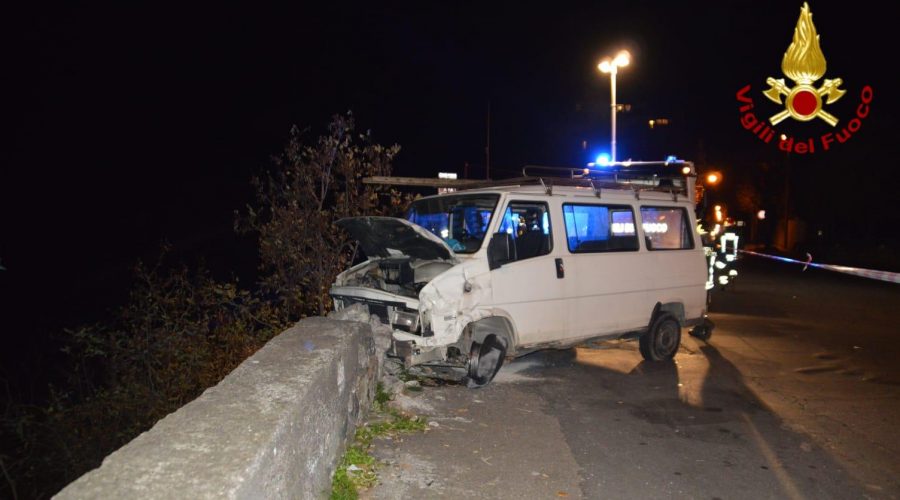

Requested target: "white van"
[{"left": 331, "top": 162, "right": 712, "bottom": 387}]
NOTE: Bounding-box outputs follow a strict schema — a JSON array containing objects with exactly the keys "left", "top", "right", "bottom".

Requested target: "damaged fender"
[{"left": 418, "top": 260, "right": 492, "bottom": 347}]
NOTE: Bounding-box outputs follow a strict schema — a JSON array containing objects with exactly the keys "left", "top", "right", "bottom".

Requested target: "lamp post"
[
  {"left": 598, "top": 50, "right": 631, "bottom": 163},
  {"left": 780, "top": 134, "right": 791, "bottom": 252},
  {"left": 699, "top": 171, "right": 722, "bottom": 235}
]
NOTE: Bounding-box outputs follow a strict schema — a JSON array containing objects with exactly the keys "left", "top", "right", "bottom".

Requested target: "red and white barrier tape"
[{"left": 739, "top": 249, "right": 900, "bottom": 284}]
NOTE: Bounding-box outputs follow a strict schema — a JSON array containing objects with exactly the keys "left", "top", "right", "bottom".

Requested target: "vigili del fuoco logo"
[{"left": 735, "top": 2, "right": 873, "bottom": 154}]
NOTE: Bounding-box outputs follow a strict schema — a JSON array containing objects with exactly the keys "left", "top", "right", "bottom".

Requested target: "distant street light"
[
  {"left": 648, "top": 118, "right": 670, "bottom": 129},
  {"left": 705, "top": 172, "right": 721, "bottom": 185},
  {"left": 598, "top": 50, "right": 631, "bottom": 163}
]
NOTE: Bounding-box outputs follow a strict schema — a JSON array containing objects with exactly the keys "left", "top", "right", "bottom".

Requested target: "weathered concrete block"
[{"left": 55, "top": 317, "right": 376, "bottom": 500}]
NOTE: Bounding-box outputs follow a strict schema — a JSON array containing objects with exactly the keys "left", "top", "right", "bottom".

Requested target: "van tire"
[
  {"left": 639, "top": 313, "right": 681, "bottom": 361},
  {"left": 466, "top": 334, "right": 506, "bottom": 388}
]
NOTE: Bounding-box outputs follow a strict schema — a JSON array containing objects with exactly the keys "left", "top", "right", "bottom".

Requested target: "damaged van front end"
[{"left": 331, "top": 216, "right": 491, "bottom": 369}]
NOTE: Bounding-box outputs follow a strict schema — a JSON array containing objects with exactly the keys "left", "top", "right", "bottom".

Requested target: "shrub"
[
  {"left": 240, "top": 112, "right": 404, "bottom": 317},
  {"left": 2, "top": 113, "right": 409, "bottom": 499},
  {"left": 2, "top": 247, "right": 287, "bottom": 498}
]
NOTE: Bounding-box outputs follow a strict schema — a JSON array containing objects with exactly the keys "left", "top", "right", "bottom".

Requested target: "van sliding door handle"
[{"left": 555, "top": 258, "right": 565, "bottom": 279}]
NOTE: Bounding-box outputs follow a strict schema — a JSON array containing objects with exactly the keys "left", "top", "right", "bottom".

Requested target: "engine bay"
[{"left": 340, "top": 257, "right": 453, "bottom": 298}]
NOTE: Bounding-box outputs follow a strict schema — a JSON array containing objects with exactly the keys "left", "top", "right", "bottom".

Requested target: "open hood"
[{"left": 337, "top": 216, "right": 456, "bottom": 261}]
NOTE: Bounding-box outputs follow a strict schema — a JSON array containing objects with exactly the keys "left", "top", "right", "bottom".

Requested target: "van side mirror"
[{"left": 488, "top": 232, "right": 516, "bottom": 270}]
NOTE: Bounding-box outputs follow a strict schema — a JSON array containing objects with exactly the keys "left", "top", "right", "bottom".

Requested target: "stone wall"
[{"left": 55, "top": 317, "right": 376, "bottom": 499}]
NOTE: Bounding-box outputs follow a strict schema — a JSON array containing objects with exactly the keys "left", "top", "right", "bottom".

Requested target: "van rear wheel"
[
  {"left": 639, "top": 313, "right": 681, "bottom": 361},
  {"left": 466, "top": 334, "right": 506, "bottom": 388}
]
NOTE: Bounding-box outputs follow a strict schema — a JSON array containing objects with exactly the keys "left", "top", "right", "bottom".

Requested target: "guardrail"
[{"left": 55, "top": 317, "right": 377, "bottom": 499}]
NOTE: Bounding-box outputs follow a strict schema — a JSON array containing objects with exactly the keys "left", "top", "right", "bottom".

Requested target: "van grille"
[{"left": 332, "top": 294, "right": 413, "bottom": 329}]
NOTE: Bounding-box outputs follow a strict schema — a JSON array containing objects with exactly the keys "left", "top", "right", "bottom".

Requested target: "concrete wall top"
[{"left": 55, "top": 317, "right": 376, "bottom": 500}]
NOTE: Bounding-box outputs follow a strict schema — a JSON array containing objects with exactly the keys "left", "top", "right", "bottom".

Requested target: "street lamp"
[
  {"left": 598, "top": 50, "right": 631, "bottom": 163},
  {"left": 780, "top": 134, "right": 791, "bottom": 251}
]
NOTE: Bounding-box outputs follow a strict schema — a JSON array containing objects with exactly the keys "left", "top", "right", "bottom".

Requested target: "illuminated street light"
[
  {"left": 648, "top": 118, "right": 669, "bottom": 129},
  {"left": 598, "top": 50, "right": 631, "bottom": 163},
  {"left": 705, "top": 172, "right": 721, "bottom": 185}
]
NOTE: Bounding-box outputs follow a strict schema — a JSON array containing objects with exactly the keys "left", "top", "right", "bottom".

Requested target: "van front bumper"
[{"left": 388, "top": 338, "right": 446, "bottom": 368}]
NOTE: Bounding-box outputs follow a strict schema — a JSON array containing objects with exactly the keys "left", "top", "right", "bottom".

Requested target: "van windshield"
[{"left": 406, "top": 194, "right": 500, "bottom": 253}]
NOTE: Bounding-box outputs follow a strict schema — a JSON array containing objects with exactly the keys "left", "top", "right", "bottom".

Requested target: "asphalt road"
[{"left": 363, "top": 257, "right": 900, "bottom": 499}]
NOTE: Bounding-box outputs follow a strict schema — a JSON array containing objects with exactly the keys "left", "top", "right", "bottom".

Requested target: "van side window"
[
  {"left": 562, "top": 204, "right": 639, "bottom": 253},
  {"left": 497, "top": 201, "right": 552, "bottom": 261},
  {"left": 640, "top": 206, "right": 695, "bottom": 250}
]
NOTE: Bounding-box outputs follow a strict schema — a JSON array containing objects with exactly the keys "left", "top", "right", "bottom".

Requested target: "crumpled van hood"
[{"left": 337, "top": 216, "right": 456, "bottom": 262}]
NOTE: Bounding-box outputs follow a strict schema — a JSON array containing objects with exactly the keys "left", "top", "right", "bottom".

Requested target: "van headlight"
[{"left": 391, "top": 309, "right": 420, "bottom": 333}]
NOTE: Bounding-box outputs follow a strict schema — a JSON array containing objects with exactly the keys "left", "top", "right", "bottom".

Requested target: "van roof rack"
[{"left": 364, "top": 160, "right": 696, "bottom": 201}]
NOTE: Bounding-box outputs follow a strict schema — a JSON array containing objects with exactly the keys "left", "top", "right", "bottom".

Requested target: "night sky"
[{"left": 2, "top": 1, "right": 897, "bottom": 379}]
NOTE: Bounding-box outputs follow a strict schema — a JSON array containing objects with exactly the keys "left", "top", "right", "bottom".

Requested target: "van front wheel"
[
  {"left": 639, "top": 313, "right": 681, "bottom": 361},
  {"left": 466, "top": 334, "right": 506, "bottom": 388}
]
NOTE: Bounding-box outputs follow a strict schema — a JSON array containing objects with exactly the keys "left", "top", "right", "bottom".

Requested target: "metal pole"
[
  {"left": 783, "top": 154, "right": 791, "bottom": 252},
  {"left": 610, "top": 67, "right": 617, "bottom": 163},
  {"left": 485, "top": 101, "right": 491, "bottom": 180}
]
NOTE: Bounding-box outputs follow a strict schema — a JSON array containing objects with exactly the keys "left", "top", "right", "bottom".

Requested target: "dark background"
[{"left": 2, "top": 1, "right": 896, "bottom": 395}]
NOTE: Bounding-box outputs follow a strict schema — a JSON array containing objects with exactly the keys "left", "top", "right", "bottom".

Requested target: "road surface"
[{"left": 363, "top": 257, "right": 900, "bottom": 499}]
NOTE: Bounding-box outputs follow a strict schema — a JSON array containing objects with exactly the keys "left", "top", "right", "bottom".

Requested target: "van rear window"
[
  {"left": 562, "top": 204, "right": 639, "bottom": 253},
  {"left": 640, "top": 206, "right": 694, "bottom": 250}
]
